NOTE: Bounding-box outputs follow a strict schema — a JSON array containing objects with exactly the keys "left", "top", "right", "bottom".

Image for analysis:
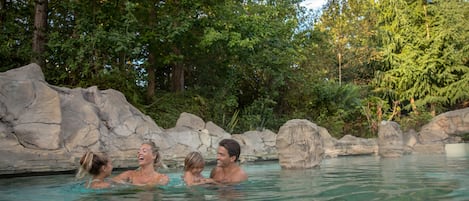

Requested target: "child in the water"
[{"left": 183, "top": 151, "right": 216, "bottom": 186}]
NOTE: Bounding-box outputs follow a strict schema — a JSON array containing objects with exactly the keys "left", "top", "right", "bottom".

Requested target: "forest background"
[{"left": 1, "top": 0, "right": 468, "bottom": 139}]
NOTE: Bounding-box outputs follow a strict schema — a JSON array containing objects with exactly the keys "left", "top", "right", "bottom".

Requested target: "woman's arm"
[{"left": 112, "top": 170, "right": 132, "bottom": 184}]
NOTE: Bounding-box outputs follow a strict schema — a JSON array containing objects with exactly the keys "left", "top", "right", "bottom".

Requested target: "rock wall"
[
  {"left": 0, "top": 64, "right": 278, "bottom": 175},
  {"left": 2, "top": 63, "right": 468, "bottom": 174}
]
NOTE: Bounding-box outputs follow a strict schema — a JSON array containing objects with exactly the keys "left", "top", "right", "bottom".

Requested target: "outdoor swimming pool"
[{"left": 0, "top": 154, "right": 468, "bottom": 201}]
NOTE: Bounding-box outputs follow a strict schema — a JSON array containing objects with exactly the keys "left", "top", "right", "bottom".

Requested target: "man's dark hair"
[{"left": 219, "top": 139, "right": 241, "bottom": 162}]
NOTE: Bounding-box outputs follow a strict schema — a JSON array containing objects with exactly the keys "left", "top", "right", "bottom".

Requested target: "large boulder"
[
  {"left": 276, "top": 119, "right": 324, "bottom": 169},
  {"left": 412, "top": 108, "right": 469, "bottom": 154},
  {"left": 418, "top": 108, "right": 469, "bottom": 144},
  {"left": 175, "top": 112, "right": 205, "bottom": 131},
  {"left": 0, "top": 64, "right": 61, "bottom": 150},
  {"left": 378, "top": 121, "right": 404, "bottom": 158}
]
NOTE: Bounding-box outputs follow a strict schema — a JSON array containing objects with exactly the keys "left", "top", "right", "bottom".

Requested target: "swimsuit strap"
[
  {"left": 86, "top": 178, "right": 92, "bottom": 188},
  {"left": 87, "top": 178, "right": 103, "bottom": 188}
]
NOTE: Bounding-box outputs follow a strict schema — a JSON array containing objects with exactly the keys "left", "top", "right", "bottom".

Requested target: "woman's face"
[
  {"left": 137, "top": 144, "right": 156, "bottom": 166},
  {"left": 104, "top": 160, "right": 113, "bottom": 177}
]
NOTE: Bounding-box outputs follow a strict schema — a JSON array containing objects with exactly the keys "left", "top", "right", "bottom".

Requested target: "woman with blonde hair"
[
  {"left": 113, "top": 141, "right": 169, "bottom": 186},
  {"left": 76, "top": 151, "right": 113, "bottom": 189}
]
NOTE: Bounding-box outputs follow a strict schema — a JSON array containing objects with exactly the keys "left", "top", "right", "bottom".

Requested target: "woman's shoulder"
[{"left": 153, "top": 172, "right": 169, "bottom": 185}]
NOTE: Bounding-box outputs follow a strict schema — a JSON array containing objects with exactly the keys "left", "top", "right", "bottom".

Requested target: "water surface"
[{"left": 0, "top": 155, "right": 467, "bottom": 201}]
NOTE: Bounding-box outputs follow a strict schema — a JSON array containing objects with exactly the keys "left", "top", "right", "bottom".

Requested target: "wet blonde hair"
[
  {"left": 76, "top": 151, "right": 109, "bottom": 179},
  {"left": 184, "top": 151, "right": 205, "bottom": 171},
  {"left": 142, "top": 141, "right": 161, "bottom": 167}
]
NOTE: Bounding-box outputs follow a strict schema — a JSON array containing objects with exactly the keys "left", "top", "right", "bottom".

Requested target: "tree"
[
  {"left": 375, "top": 0, "right": 469, "bottom": 116},
  {"left": 46, "top": 0, "right": 143, "bottom": 104},
  {"left": 0, "top": 0, "right": 33, "bottom": 72},
  {"left": 318, "top": 0, "right": 381, "bottom": 85},
  {"left": 32, "top": 0, "right": 48, "bottom": 68}
]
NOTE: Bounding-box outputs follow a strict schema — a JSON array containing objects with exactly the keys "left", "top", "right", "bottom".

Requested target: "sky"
[{"left": 300, "top": 0, "right": 327, "bottom": 10}]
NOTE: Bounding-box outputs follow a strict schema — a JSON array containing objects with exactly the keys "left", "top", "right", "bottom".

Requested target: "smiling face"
[
  {"left": 216, "top": 146, "right": 235, "bottom": 168},
  {"left": 137, "top": 143, "right": 156, "bottom": 167},
  {"left": 190, "top": 162, "right": 204, "bottom": 176}
]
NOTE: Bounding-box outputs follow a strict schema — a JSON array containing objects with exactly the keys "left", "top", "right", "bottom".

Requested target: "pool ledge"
[{"left": 445, "top": 143, "right": 469, "bottom": 157}]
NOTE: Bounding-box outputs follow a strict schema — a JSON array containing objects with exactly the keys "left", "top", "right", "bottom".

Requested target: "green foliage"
[
  {"left": 318, "top": 0, "right": 381, "bottom": 84},
  {"left": 234, "top": 97, "right": 277, "bottom": 133},
  {"left": 143, "top": 91, "right": 209, "bottom": 129},
  {"left": 375, "top": 0, "right": 469, "bottom": 113},
  {"left": 398, "top": 111, "right": 433, "bottom": 132},
  {"left": 461, "top": 133, "right": 469, "bottom": 143},
  {"left": 2, "top": 0, "right": 467, "bottom": 139},
  {"left": 0, "top": 0, "right": 33, "bottom": 72},
  {"left": 45, "top": 1, "right": 143, "bottom": 105},
  {"left": 282, "top": 77, "right": 364, "bottom": 138},
  {"left": 225, "top": 110, "right": 240, "bottom": 134},
  {"left": 313, "top": 83, "right": 364, "bottom": 138}
]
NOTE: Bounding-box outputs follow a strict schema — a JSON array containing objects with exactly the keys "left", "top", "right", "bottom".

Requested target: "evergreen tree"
[{"left": 375, "top": 0, "right": 469, "bottom": 115}]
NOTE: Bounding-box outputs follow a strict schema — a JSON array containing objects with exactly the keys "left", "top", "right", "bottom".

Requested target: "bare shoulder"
[
  {"left": 154, "top": 172, "right": 169, "bottom": 185},
  {"left": 210, "top": 166, "right": 222, "bottom": 178},
  {"left": 233, "top": 166, "right": 248, "bottom": 182}
]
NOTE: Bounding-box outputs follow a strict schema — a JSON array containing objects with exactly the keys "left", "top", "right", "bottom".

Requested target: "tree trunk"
[
  {"left": 338, "top": 52, "right": 342, "bottom": 86},
  {"left": 146, "top": 51, "right": 156, "bottom": 101},
  {"left": 410, "top": 97, "right": 419, "bottom": 115},
  {"left": 171, "top": 63, "right": 184, "bottom": 92},
  {"left": 171, "top": 46, "right": 184, "bottom": 92},
  {"left": 423, "top": 4, "right": 430, "bottom": 40},
  {"left": 0, "top": 0, "right": 5, "bottom": 25},
  {"left": 32, "top": 0, "right": 48, "bottom": 68},
  {"left": 145, "top": 8, "right": 157, "bottom": 101}
]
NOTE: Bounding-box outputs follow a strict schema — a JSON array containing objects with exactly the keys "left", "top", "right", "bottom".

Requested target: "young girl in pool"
[
  {"left": 183, "top": 151, "right": 216, "bottom": 186},
  {"left": 76, "top": 151, "right": 113, "bottom": 189}
]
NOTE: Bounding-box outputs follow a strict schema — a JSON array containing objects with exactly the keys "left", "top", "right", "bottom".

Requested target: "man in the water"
[{"left": 210, "top": 139, "right": 248, "bottom": 184}]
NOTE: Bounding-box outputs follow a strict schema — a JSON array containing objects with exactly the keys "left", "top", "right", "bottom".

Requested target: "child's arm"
[
  {"left": 199, "top": 178, "right": 219, "bottom": 185},
  {"left": 183, "top": 171, "right": 196, "bottom": 186}
]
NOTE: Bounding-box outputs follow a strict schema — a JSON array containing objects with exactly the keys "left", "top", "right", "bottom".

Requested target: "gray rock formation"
[
  {"left": 232, "top": 129, "right": 278, "bottom": 162},
  {"left": 412, "top": 108, "right": 469, "bottom": 154},
  {"left": 2, "top": 63, "right": 468, "bottom": 175},
  {"left": 334, "top": 135, "right": 378, "bottom": 157},
  {"left": 0, "top": 64, "right": 278, "bottom": 175},
  {"left": 276, "top": 119, "right": 324, "bottom": 169},
  {"left": 378, "top": 121, "right": 404, "bottom": 158}
]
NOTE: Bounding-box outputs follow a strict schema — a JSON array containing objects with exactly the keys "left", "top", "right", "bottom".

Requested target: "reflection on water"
[{"left": 0, "top": 155, "right": 468, "bottom": 201}]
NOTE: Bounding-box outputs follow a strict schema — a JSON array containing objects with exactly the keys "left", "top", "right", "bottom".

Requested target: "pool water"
[{"left": 0, "top": 155, "right": 468, "bottom": 201}]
